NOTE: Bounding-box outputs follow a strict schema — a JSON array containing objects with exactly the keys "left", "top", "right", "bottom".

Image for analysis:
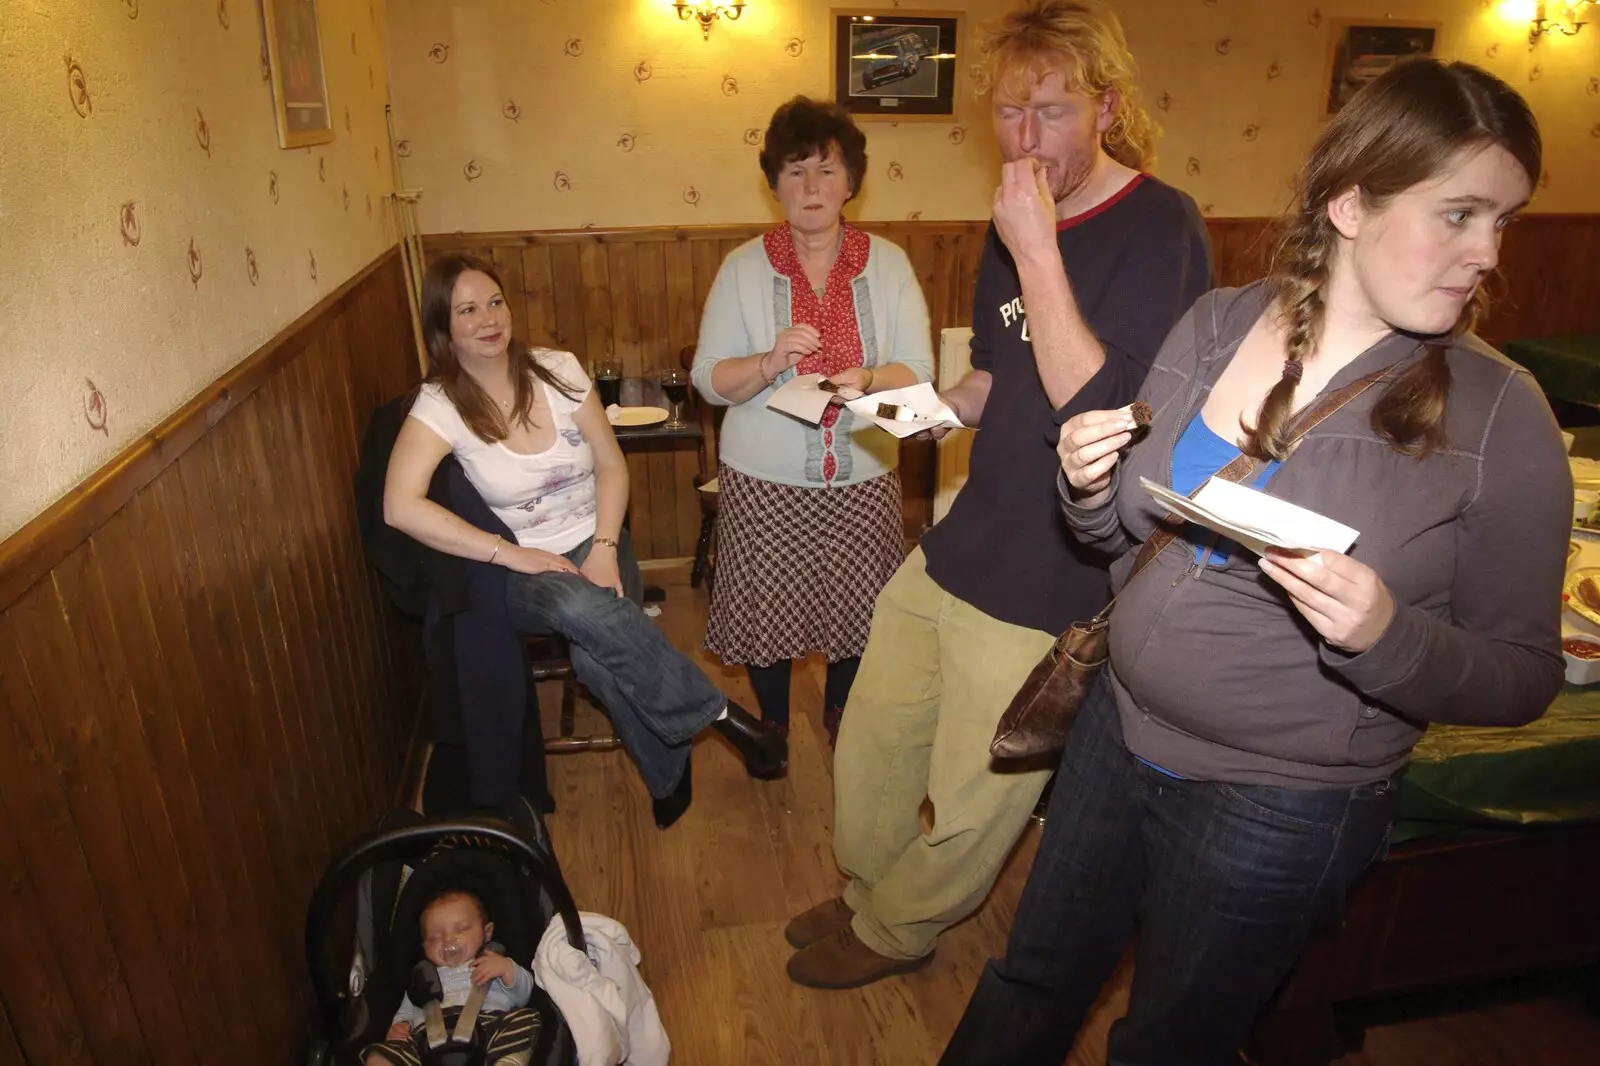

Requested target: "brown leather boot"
[
  {"left": 783, "top": 896, "right": 853, "bottom": 949},
  {"left": 785, "top": 925, "right": 932, "bottom": 989}
]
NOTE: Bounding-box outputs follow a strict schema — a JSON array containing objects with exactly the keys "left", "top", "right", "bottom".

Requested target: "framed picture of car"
[
  {"left": 1323, "top": 20, "right": 1440, "bottom": 117},
  {"left": 830, "top": 9, "right": 963, "bottom": 121}
]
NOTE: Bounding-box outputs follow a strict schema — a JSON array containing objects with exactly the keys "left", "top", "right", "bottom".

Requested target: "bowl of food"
[{"left": 1563, "top": 635, "right": 1600, "bottom": 686}]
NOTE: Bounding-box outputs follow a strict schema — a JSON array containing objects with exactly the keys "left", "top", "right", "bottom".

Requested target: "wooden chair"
[
  {"left": 525, "top": 632, "right": 620, "bottom": 753},
  {"left": 680, "top": 343, "right": 724, "bottom": 591}
]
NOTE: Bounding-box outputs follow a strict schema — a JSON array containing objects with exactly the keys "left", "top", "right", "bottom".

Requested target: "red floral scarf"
[{"left": 762, "top": 222, "right": 872, "bottom": 435}]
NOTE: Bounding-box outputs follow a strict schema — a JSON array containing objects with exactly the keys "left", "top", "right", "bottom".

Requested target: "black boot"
[
  {"left": 652, "top": 753, "right": 693, "bottom": 829},
  {"left": 712, "top": 700, "right": 788, "bottom": 780}
]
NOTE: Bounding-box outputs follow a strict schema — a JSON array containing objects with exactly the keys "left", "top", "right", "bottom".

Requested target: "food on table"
[
  {"left": 1576, "top": 576, "right": 1600, "bottom": 613},
  {"left": 1562, "top": 637, "right": 1600, "bottom": 660}
]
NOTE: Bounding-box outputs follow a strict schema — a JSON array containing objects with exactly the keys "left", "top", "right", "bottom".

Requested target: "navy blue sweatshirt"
[{"left": 920, "top": 174, "right": 1212, "bottom": 634}]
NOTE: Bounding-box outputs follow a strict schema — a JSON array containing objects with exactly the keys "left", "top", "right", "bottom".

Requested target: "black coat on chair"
[{"left": 355, "top": 394, "right": 553, "bottom": 813}]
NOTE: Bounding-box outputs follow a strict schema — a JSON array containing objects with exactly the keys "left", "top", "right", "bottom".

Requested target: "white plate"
[{"left": 609, "top": 406, "right": 668, "bottom": 427}]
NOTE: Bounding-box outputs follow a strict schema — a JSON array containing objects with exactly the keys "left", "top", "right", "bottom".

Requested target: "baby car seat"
[{"left": 304, "top": 798, "right": 582, "bottom": 1066}]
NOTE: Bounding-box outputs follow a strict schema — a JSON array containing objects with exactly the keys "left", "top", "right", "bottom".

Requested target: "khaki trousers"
[{"left": 833, "top": 548, "right": 1057, "bottom": 960}]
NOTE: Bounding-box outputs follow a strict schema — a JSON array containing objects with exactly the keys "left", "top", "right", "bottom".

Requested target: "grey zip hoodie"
[{"left": 1061, "top": 283, "right": 1571, "bottom": 788}]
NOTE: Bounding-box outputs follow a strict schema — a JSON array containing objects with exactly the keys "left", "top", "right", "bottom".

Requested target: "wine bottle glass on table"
[
  {"left": 659, "top": 368, "right": 690, "bottom": 430},
  {"left": 593, "top": 358, "right": 622, "bottom": 409}
]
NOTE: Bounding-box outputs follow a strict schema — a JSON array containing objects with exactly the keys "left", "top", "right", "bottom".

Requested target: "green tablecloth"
[
  {"left": 1393, "top": 684, "right": 1600, "bottom": 843},
  {"left": 1502, "top": 333, "right": 1600, "bottom": 407}
]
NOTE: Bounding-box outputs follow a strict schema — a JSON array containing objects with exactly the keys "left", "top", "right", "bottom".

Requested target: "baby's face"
[{"left": 420, "top": 895, "right": 488, "bottom": 968}]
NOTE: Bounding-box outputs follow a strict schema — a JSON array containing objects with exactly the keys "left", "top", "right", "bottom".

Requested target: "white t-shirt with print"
[{"left": 408, "top": 350, "right": 597, "bottom": 555}]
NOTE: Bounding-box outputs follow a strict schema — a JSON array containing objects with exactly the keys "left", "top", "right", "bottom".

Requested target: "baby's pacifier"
[{"left": 436, "top": 939, "right": 469, "bottom": 967}]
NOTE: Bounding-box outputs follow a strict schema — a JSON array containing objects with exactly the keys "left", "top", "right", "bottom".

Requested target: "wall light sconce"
[
  {"left": 1526, "top": 0, "right": 1596, "bottom": 42},
  {"left": 674, "top": 0, "right": 746, "bottom": 40}
]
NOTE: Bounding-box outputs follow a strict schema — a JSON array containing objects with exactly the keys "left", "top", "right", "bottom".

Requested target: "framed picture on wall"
[
  {"left": 262, "top": 0, "right": 335, "bottom": 148},
  {"left": 830, "top": 9, "right": 963, "bottom": 121},
  {"left": 1324, "top": 21, "right": 1440, "bottom": 117}
]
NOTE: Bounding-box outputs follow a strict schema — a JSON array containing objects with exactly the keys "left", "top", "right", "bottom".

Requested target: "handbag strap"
[{"left": 1110, "top": 355, "right": 1412, "bottom": 602}]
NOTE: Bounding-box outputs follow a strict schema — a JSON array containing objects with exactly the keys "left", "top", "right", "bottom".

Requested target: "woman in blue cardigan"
[{"left": 691, "top": 97, "right": 935, "bottom": 745}]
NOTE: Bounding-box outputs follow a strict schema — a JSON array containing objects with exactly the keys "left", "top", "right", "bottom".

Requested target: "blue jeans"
[
  {"left": 940, "top": 671, "right": 1396, "bottom": 1066},
  {"left": 504, "top": 532, "right": 725, "bottom": 799}
]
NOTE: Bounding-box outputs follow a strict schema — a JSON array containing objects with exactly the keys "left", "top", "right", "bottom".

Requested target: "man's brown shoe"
[
  {"left": 786, "top": 925, "right": 933, "bottom": 989},
  {"left": 783, "top": 896, "right": 853, "bottom": 950}
]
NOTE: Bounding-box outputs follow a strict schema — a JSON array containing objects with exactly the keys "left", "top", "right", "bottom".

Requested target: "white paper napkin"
[
  {"left": 1140, "top": 476, "right": 1360, "bottom": 556},
  {"left": 843, "top": 382, "right": 966, "bottom": 439},
  {"left": 765, "top": 373, "right": 863, "bottom": 426}
]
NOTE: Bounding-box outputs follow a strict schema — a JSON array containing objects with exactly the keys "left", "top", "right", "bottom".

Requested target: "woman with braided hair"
[{"left": 942, "top": 58, "right": 1571, "bottom": 1065}]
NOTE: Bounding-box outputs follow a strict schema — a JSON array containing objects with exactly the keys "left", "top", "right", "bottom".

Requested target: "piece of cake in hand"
[
  {"left": 876, "top": 402, "right": 917, "bottom": 422},
  {"left": 1123, "top": 400, "right": 1152, "bottom": 428}
]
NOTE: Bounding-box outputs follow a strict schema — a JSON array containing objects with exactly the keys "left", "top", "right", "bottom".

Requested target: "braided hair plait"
[{"left": 1245, "top": 211, "right": 1333, "bottom": 461}]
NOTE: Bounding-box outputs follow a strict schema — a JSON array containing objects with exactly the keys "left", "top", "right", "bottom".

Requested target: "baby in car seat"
[{"left": 364, "top": 887, "right": 541, "bottom": 1066}]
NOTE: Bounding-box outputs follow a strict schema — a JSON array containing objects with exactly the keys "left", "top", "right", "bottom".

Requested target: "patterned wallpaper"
[
  {"left": 0, "top": 0, "right": 398, "bottom": 540},
  {"left": 386, "top": 0, "right": 1600, "bottom": 234}
]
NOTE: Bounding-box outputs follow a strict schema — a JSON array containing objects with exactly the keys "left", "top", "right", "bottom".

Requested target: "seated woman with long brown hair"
[
  {"left": 943, "top": 58, "right": 1572, "bottom": 1064},
  {"left": 384, "top": 254, "right": 788, "bottom": 829}
]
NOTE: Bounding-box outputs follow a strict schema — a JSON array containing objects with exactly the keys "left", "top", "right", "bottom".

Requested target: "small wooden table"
[
  {"left": 609, "top": 378, "right": 701, "bottom": 444},
  {"left": 611, "top": 378, "right": 702, "bottom": 601}
]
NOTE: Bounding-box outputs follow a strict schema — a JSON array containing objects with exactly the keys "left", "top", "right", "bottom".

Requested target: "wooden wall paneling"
[
  {"left": 173, "top": 439, "right": 315, "bottom": 927},
  {"left": 48, "top": 547, "right": 234, "bottom": 1054},
  {"left": 0, "top": 994, "right": 25, "bottom": 1066},
  {"left": 906, "top": 232, "right": 943, "bottom": 336},
  {"left": 311, "top": 308, "right": 402, "bottom": 787},
  {"left": 673, "top": 445, "right": 702, "bottom": 557},
  {"left": 1206, "top": 218, "right": 1274, "bottom": 288},
  {"left": 664, "top": 240, "right": 708, "bottom": 552},
  {"left": 239, "top": 380, "right": 348, "bottom": 860},
  {"left": 7, "top": 580, "right": 198, "bottom": 1063},
  {"left": 690, "top": 239, "right": 723, "bottom": 321},
  {"left": 17, "top": 564, "right": 209, "bottom": 1065},
  {"left": 629, "top": 241, "right": 691, "bottom": 556},
  {"left": 127, "top": 461, "right": 302, "bottom": 1036},
  {"left": 635, "top": 241, "right": 670, "bottom": 373},
  {"left": 269, "top": 361, "right": 363, "bottom": 819},
  {"left": 303, "top": 322, "right": 390, "bottom": 816},
  {"left": 209, "top": 402, "right": 338, "bottom": 871},
  {"left": 0, "top": 614, "right": 153, "bottom": 1065},
  {"left": 335, "top": 283, "right": 416, "bottom": 761},
  {"left": 607, "top": 242, "right": 643, "bottom": 380},
  {"left": 491, "top": 245, "right": 530, "bottom": 346},
  {"left": 663, "top": 241, "right": 697, "bottom": 355},
  {"left": 548, "top": 244, "right": 585, "bottom": 357},
  {"left": 0, "top": 777, "right": 90, "bottom": 1065},
  {"left": 614, "top": 242, "right": 658, "bottom": 556},
  {"left": 578, "top": 241, "right": 612, "bottom": 368},
  {"left": 642, "top": 441, "right": 678, "bottom": 559},
  {"left": 0, "top": 249, "right": 422, "bottom": 1064},
  {"left": 955, "top": 226, "right": 985, "bottom": 327},
  {"left": 130, "top": 474, "right": 297, "bottom": 1041},
  {"left": 283, "top": 351, "right": 379, "bottom": 816},
  {"left": 625, "top": 445, "right": 656, "bottom": 560},
  {"left": 522, "top": 244, "right": 558, "bottom": 348}
]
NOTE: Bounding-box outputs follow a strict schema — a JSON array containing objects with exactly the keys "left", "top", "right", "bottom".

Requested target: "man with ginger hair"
[{"left": 783, "top": 0, "right": 1211, "bottom": 989}]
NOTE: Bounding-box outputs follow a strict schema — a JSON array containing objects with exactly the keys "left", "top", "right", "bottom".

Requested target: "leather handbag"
[{"left": 989, "top": 361, "right": 1409, "bottom": 761}]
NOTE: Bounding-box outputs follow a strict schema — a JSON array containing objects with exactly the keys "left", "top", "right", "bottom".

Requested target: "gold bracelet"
[
  {"left": 487, "top": 538, "right": 502, "bottom": 564},
  {"left": 593, "top": 536, "right": 620, "bottom": 550}
]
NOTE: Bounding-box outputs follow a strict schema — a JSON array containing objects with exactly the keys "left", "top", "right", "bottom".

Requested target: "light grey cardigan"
[{"left": 690, "top": 232, "right": 934, "bottom": 487}]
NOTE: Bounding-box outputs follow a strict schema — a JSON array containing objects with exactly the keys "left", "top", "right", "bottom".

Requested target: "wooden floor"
[{"left": 537, "top": 564, "right": 1600, "bottom": 1066}]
